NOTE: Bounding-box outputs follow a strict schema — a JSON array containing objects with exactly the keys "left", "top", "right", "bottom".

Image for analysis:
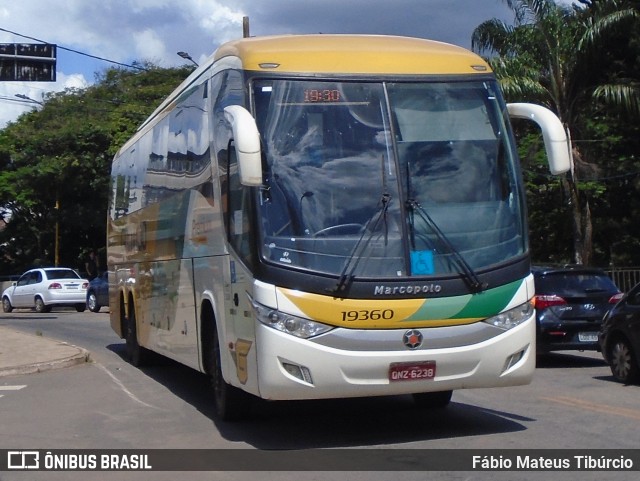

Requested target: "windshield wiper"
[
  {"left": 406, "top": 198, "right": 487, "bottom": 293},
  {"left": 331, "top": 193, "right": 392, "bottom": 296}
]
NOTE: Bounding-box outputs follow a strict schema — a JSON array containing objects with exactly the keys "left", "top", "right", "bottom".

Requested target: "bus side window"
[
  {"left": 226, "top": 143, "right": 255, "bottom": 267},
  {"left": 213, "top": 70, "right": 254, "bottom": 266}
]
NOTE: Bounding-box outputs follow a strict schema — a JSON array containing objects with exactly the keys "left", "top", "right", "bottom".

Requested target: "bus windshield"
[{"left": 252, "top": 79, "right": 526, "bottom": 280}]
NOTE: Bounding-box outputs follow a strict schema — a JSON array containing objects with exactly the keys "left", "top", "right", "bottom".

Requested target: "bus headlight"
[
  {"left": 483, "top": 301, "right": 534, "bottom": 330},
  {"left": 252, "top": 300, "right": 334, "bottom": 339}
]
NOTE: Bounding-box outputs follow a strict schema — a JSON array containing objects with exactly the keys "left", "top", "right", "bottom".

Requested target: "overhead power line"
[
  {"left": 0, "top": 95, "right": 41, "bottom": 107},
  {"left": 0, "top": 26, "right": 147, "bottom": 71}
]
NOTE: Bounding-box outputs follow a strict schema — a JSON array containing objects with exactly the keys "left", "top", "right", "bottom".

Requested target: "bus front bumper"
[{"left": 254, "top": 315, "right": 536, "bottom": 400}]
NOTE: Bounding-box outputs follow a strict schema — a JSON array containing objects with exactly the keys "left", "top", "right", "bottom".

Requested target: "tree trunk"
[{"left": 562, "top": 172, "right": 592, "bottom": 266}]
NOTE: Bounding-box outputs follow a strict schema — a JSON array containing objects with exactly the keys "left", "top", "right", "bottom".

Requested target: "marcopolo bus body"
[{"left": 108, "top": 35, "right": 570, "bottom": 420}]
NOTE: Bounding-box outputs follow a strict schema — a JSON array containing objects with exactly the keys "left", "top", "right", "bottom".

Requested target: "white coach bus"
[{"left": 108, "top": 34, "right": 570, "bottom": 420}]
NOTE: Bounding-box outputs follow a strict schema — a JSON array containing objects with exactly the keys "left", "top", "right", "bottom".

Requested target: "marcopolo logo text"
[{"left": 374, "top": 284, "right": 442, "bottom": 296}]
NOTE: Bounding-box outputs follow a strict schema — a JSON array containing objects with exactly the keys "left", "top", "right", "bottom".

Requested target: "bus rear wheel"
[
  {"left": 207, "top": 323, "right": 252, "bottom": 421},
  {"left": 125, "top": 302, "right": 150, "bottom": 367}
]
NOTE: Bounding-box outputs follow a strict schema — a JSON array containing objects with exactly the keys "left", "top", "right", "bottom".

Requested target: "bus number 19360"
[{"left": 341, "top": 309, "right": 394, "bottom": 322}]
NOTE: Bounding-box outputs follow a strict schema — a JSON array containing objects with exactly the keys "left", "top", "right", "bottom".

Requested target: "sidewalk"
[{"left": 0, "top": 326, "right": 90, "bottom": 377}]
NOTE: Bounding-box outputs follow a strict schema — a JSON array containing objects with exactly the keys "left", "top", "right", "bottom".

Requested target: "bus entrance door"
[{"left": 227, "top": 259, "right": 258, "bottom": 390}]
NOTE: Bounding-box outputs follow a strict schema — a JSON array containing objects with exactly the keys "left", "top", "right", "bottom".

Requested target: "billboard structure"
[{"left": 0, "top": 44, "right": 56, "bottom": 82}]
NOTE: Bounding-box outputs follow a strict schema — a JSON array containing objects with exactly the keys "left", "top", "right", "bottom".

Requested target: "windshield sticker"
[{"left": 279, "top": 251, "right": 292, "bottom": 264}]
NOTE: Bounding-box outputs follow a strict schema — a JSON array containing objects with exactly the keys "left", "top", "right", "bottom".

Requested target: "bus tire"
[
  {"left": 412, "top": 390, "right": 453, "bottom": 409},
  {"left": 125, "top": 300, "right": 150, "bottom": 367},
  {"left": 206, "top": 320, "right": 252, "bottom": 421}
]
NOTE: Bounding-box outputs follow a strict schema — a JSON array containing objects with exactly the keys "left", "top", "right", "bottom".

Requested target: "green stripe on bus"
[{"left": 406, "top": 279, "right": 523, "bottom": 321}]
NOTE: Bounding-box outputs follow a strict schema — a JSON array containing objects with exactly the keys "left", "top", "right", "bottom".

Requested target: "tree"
[
  {"left": 472, "top": 0, "right": 639, "bottom": 265},
  {"left": 0, "top": 64, "right": 192, "bottom": 274}
]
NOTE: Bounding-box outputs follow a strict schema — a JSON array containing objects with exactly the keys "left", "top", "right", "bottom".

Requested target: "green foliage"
[
  {"left": 473, "top": 0, "right": 640, "bottom": 266},
  {"left": 0, "top": 64, "right": 191, "bottom": 274},
  {"left": 3, "top": 3, "right": 640, "bottom": 273}
]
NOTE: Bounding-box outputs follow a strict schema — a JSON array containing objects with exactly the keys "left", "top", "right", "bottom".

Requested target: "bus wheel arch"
[{"left": 200, "top": 300, "right": 252, "bottom": 421}]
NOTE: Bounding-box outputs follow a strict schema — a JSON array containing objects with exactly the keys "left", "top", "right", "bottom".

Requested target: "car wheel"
[
  {"left": 75, "top": 303, "right": 86, "bottom": 312},
  {"left": 34, "top": 297, "right": 51, "bottom": 313},
  {"left": 412, "top": 390, "right": 453, "bottom": 409},
  {"left": 609, "top": 337, "right": 640, "bottom": 384},
  {"left": 2, "top": 296, "right": 13, "bottom": 313},
  {"left": 87, "top": 292, "right": 101, "bottom": 312}
]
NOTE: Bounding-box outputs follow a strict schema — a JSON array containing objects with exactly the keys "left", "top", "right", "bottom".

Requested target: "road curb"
[
  {"left": 0, "top": 331, "right": 91, "bottom": 377},
  {"left": 0, "top": 342, "right": 91, "bottom": 378}
]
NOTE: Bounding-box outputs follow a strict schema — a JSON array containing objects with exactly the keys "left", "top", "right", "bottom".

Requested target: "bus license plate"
[{"left": 389, "top": 361, "right": 436, "bottom": 382}]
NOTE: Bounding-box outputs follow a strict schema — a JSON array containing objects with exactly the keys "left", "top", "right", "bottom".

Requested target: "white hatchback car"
[{"left": 2, "top": 268, "right": 89, "bottom": 313}]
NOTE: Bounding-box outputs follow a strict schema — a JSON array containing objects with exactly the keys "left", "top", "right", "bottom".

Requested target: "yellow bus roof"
[{"left": 214, "top": 34, "right": 491, "bottom": 76}]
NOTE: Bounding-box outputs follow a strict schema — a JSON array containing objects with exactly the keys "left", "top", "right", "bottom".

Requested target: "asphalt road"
[{"left": 1, "top": 309, "right": 639, "bottom": 481}]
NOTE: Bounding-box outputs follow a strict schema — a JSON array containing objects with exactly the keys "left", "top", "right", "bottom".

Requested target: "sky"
[{"left": 0, "top": 0, "right": 578, "bottom": 128}]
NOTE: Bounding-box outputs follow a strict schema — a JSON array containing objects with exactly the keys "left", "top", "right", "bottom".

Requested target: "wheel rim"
[
  {"left": 611, "top": 341, "right": 631, "bottom": 381},
  {"left": 88, "top": 293, "right": 97, "bottom": 311},
  {"left": 2, "top": 298, "right": 9, "bottom": 311},
  {"left": 35, "top": 298, "right": 44, "bottom": 312}
]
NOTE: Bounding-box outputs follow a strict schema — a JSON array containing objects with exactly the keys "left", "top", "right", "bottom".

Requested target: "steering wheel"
[{"left": 313, "top": 223, "right": 364, "bottom": 237}]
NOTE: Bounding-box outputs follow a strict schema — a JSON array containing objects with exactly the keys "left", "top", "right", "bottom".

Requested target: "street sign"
[{"left": 0, "top": 44, "right": 56, "bottom": 82}]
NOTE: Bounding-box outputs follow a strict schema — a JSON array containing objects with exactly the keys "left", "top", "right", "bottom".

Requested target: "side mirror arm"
[{"left": 507, "top": 103, "right": 571, "bottom": 175}]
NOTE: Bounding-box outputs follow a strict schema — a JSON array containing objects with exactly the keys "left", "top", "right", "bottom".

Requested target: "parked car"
[
  {"left": 599, "top": 283, "right": 640, "bottom": 384},
  {"left": 1, "top": 268, "right": 88, "bottom": 313},
  {"left": 86, "top": 271, "right": 109, "bottom": 313},
  {"left": 532, "top": 266, "right": 622, "bottom": 353}
]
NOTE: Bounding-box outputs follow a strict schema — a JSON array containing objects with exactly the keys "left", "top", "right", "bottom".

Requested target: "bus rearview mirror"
[{"left": 224, "top": 105, "right": 263, "bottom": 186}]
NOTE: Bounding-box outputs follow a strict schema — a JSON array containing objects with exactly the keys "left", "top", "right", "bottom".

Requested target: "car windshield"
[
  {"left": 45, "top": 269, "right": 81, "bottom": 280},
  {"left": 253, "top": 79, "right": 526, "bottom": 279}
]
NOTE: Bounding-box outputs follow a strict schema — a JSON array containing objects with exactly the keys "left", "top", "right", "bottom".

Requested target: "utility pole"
[
  {"left": 55, "top": 195, "right": 60, "bottom": 267},
  {"left": 243, "top": 16, "right": 250, "bottom": 38}
]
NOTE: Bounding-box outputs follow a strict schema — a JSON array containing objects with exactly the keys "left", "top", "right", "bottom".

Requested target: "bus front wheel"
[{"left": 207, "top": 323, "right": 252, "bottom": 421}]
